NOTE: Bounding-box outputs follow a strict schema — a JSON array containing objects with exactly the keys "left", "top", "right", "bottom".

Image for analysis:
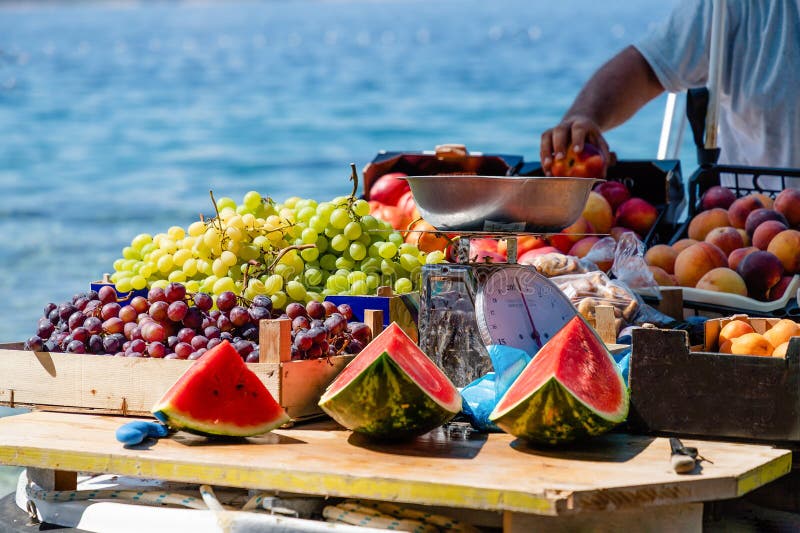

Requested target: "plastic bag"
[
  {"left": 551, "top": 271, "right": 641, "bottom": 333},
  {"left": 611, "top": 232, "right": 658, "bottom": 293},
  {"left": 521, "top": 252, "right": 598, "bottom": 277},
  {"left": 583, "top": 236, "right": 616, "bottom": 273}
]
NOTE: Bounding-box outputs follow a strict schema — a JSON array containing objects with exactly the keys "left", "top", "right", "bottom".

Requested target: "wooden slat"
[
  {"left": 279, "top": 355, "right": 353, "bottom": 419},
  {"left": 0, "top": 411, "right": 790, "bottom": 517}
]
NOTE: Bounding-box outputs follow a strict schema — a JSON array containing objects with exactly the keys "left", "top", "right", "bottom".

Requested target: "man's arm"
[{"left": 541, "top": 45, "right": 665, "bottom": 175}]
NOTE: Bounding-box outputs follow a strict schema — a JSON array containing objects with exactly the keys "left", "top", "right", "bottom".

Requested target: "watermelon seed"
[
  {"left": 236, "top": 383, "right": 244, "bottom": 390},
  {"left": 213, "top": 389, "right": 219, "bottom": 396}
]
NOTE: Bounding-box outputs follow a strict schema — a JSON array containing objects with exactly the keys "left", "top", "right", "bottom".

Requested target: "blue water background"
[{"left": 0, "top": 0, "right": 688, "bottom": 494}]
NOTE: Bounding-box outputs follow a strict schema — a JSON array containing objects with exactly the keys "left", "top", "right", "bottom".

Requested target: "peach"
[
  {"left": 594, "top": 181, "right": 630, "bottom": 211},
  {"left": 615, "top": 198, "right": 658, "bottom": 236},
  {"left": 701, "top": 186, "right": 736, "bottom": 210},
  {"left": 772, "top": 341, "right": 790, "bottom": 358},
  {"left": 696, "top": 267, "right": 748, "bottom": 296},
  {"left": 644, "top": 244, "right": 678, "bottom": 274},
  {"left": 687, "top": 208, "right": 730, "bottom": 241},
  {"left": 770, "top": 276, "right": 795, "bottom": 301},
  {"left": 610, "top": 226, "right": 640, "bottom": 242},
  {"left": 648, "top": 265, "right": 677, "bottom": 286},
  {"left": 767, "top": 229, "right": 800, "bottom": 274},
  {"left": 763, "top": 319, "right": 800, "bottom": 349},
  {"left": 719, "top": 340, "right": 733, "bottom": 354},
  {"left": 737, "top": 250, "right": 784, "bottom": 300},
  {"left": 728, "top": 246, "right": 759, "bottom": 271},
  {"left": 737, "top": 228, "right": 751, "bottom": 246},
  {"left": 704, "top": 226, "right": 744, "bottom": 256},
  {"left": 549, "top": 217, "right": 594, "bottom": 254},
  {"left": 719, "top": 320, "right": 755, "bottom": 346},
  {"left": 568, "top": 236, "right": 600, "bottom": 258},
  {"left": 497, "top": 235, "right": 545, "bottom": 258},
  {"left": 673, "top": 242, "right": 728, "bottom": 288},
  {"left": 774, "top": 189, "right": 800, "bottom": 228},
  {"left": 581, "top": 192, "right": 613, "bottom": 234},
  {"left": 730, "top": 332, "right": 774, "bottom": 357},
  {"left": 745, "top": 208, "right": 789, "bottom": 237},
  {"left": 672, "top": 238, "right": 698, "bottom": 254},
  {"left": 728, "top": 195, "right": 764, "bottom": 229},
  {"left": 752, "top": 220, "right": 788, "bottom": 250},
  {"left": 751, "top": 193, "right": 774, "bottom": 209}
]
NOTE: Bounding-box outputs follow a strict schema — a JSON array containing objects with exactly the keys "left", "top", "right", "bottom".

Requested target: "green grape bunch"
[{"left": 109, "top": 165, "right": 445, "bottom": 311}]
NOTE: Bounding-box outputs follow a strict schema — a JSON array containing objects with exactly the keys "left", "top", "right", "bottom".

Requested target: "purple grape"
[
  {"left": 84, "top": 316, "right": 103, "bottom": 336},
  {"left": 164, "top": 352, "right": 179, "bottom": 360},
  {"left": 164, "top": 282, "right": 187, "bottom": 303},
  {"left": 310, "top": 319, "right": 325, "bottom": 329},
  {"left": 174, "top": 342, "right": 193, "bottom": 359},
  {"left": 209, "top": 309, "right": 221, "bottom": 320},
  {"left": 286, "top": 302, "right": 307, "bottom": 320},
  {"left": 249, "top": 306, "right": 271, "bottom": 323},
  {"left": 234, "top": 340, "right": 254, "bottom": 357},
  {"left": 204, "top": 326, "right": 221, "bottom": 339},
  {"left": 118, "top": 305, "right": 138, "bottom": 323},
  {"left": 336, "top": 304, "right": 353, "bottom": 321},
  {"left": 188, "top": 350, "right": 204, "bottom": 360},
  {"left": 292, "top": 316, "right": 310, "bottom": 332},
  {"left": 193, "top": 292, "right": 213, "bottom": 312},
  {"left": 98, "top": 286, "right": 117, "bottom": 305},
  {"left": 182, "top": 307, "right": 204, "bottom": 329},
  {"left": 148, "top": 286, "right": 166, "bottom": 303},
  {"left": 190, "top": 335, "right": 208, "bottom": 350},
  {"left": 84, "top": 300, "right": 102, "bottom": 315},
  {"left": 149, "top": 301, "right": 168, "bottom": 322},
  {"left": 348, "top": 322, "right": 373, "bottom": 344},
  {"left": 48, "top": 308, "right": 60, "bottom": 325},
  {"left": 167, "top": 301, "right": 188, "bottom": 322},
  {"left": 207, "top": 338, "right": 222, "bottom": 350},
  {"left": 103, "top": 335, "right": 122, "bottom": 353},
  {"left": 86, "top": 290, "right": 99, "bottom": 301},
  {"left": 347, "top": 339, "right": 365, "bottom": 354},
  {"left": 88, "top": 334, "right": 104, "bottom": 354},
  {"left": 324, "top": 314, "right": 346, "bottom": 335},
  {"left": 220, "top": 331, "right": 233, "bottom": 342},
  {"left": 130, "top": 339, "right": 146, "bottom": 353},
  {"left": 37, "top": 321, "right": 55, "bottom": 339},
  {"left": 252, "top": 295, "right": 273, "bottom": 312},
  {"left": 306, "top": 344, "right": 322, "bottom": 358},
  {"left": 167, "top": 335, "right": 179, "bottom": 349},
  {"left": 201, "top": 316, "right": 215, "bottom": 329},
  {"left": 241, "top": 326, "right": 258, "bottom": 341},
  {"left": 43, "top": 302, "right": 57, "bottom": 317},
  {"left": 66, "top": 340, "right": 86, "bottom": 353},
  {"left": 308, "top": 327, "right": 327, "bottom": 344},
  {"left": 68, "top": 311, "right": 85, "bottom": 331},
  {"left": 177, "top": 327, "right": 195, "bottom": 343},
  {"left": 71, "top": 327, "right": 89, "bottom": 343},
  {"left": 130, "top": 326, "right": 143, "bottom": 341},
  {"left": 25, "top": 336, "right": 44, "bottom": 351},
  {"left": 306, "top": 301, "right": 325, "bottom": 320},
  {"left": 129, "top": 296, "right": 149, "bottom": 313},
  {"left": 229, "top": 306, "right": 250, "bottom": 327},
  {"left": 43, "top": 340, "right": 59, "bottom": 352},
  {"left": 217, "top": 315, "right": 233, "bottom": 332},
  {"left": 216, "top": 291, "right": 237, "bottom": 312},
  {"left": 74, "top": 297, "right": 89, "bottom": 311},
  {"left": 246, "top": 352, "right": 260, "bottom": 363},
  {"left": 322, "top": 301, "right": 337, "bottom": 317},
  {"left": 294, "top": 332, "right": 313, "bottom": 351},
  {"left": 58, "top": 303, "right": 78, "bottom": 321},
  {"left": 100, "top": 302, "right": 121, "bottom": 320},
  {"left": 148, "top": 343, "right": 166, "bottom": 359}
]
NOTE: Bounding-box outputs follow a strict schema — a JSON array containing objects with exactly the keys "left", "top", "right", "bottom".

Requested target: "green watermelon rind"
[
  {"left": 489, "top": 376, "right": 629, "bottom": 446},
  {"left": 319, "top": 351, "right": 461, "bottom": 439},
  {"left": 151, "top": 405, "right": 290, "bottom": 438}
]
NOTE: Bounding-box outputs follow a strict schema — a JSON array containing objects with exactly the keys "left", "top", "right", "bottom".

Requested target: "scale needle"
[{"left": 514, "top": 275, "right": 542, "bottom": 348}]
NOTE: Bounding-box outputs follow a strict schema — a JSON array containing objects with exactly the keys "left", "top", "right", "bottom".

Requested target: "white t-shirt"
[{"left": 636, "top": 0, "right": 800, "bottom": 170}]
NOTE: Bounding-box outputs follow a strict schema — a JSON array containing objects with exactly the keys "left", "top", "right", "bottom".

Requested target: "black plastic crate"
[{"left": 687, "top": 163, "right": 800, "bottom": 218}]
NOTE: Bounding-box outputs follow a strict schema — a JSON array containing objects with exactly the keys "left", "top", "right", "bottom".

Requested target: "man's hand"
[{"left": 540, "top": 115, "right": 611, "bottom": 177}]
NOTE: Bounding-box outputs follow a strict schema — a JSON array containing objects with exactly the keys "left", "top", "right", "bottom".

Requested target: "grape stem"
[
  {"left": 266, "top": 244, "right": 316, "bottom": 273},
  {"left": 346, "top": 163, "right": 361, "bottom": 221}
]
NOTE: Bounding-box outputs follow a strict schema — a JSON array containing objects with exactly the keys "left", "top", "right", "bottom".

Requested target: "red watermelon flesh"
[
  {"left": 152, "top": 340, "right": 289, "bottom": 436},
  {"left": 490, "top": 316, "right": 628, "bottom": 445}
]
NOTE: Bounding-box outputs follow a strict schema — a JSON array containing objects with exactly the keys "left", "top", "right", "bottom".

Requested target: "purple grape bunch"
[
  {"left": 281, "top": 301, "right": 373, "bottom": 360},
  {"left": 26, "top": 283, "right": 274, "bottom": 362}
]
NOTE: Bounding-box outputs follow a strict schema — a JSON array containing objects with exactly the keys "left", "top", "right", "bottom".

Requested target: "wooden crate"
[
  {"left": 0, "top": 318, "right": 375, "bottom": 423},
  {"left": 628, "top": 323, "right": 800, "bottom": 443}
]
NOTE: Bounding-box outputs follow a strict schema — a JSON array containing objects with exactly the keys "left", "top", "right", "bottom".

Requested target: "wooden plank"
[
  {"left": 260, "top": 318, "right": 291, "bottom": 364},
  {"left": 658, "top": 287, "right": 685, "bottom": 321},
  {"left": 0, "top": 411, "right": 790, "bottom": 517},
  {"left": 364, "top": 309, "right": 384, "bottom": 338},
  {"left": 27, "top": 467, "right": 77, "bottom": 491},
  {"left": 594, "top": 305, "right": 617, "bottom": 344}
]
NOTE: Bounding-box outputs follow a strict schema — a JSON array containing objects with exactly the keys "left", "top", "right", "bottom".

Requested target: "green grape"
[
  {"left": 366, "top": 273, "right": 380, "bottom": 289},
  {"left": 301, "top": 247, "right": 319, "bottom": 262},
  {"left": 349, "top": 242, "right": 367, "bottom": 261},
  {"left": 212, "top": 258, "right": 228, "bottom": 277},
  {"left": 116, "top": 277, "right": 133, "bottom": 292},
  {"left": 309, "top": 215, "right": 327, "bottom": 233},
  {"left": 182, "top": 258, "right": 197, "bottom": 277},
  {"left": 329, "top": 208, "right": 350, "bottom": 229},
  {"left": 122, "top": 258, "right": 138, "bottom": 271},
  {"left": 361, "top": 215, "right": 379, "bottom": 231},
  {"left": 168, "top": 271, "right": 186, "bottom": 283},
  {"left": 357, "top": 233, "right": 372, "bottom": 246},
  {"left": 301, "top": 228, "right": 318, "bottom": 244},
  {"left": 173, "top": 248, "right": 192, "bottom": 267},
  {"left": 167, "top": 226, "right": 185, "bottom": 241},
  {"left": 213, "top": 276, "right": 237, "bottom": 295},
  {"left": 110, "top": 271, "right": 123, "bottom": 283},
  {"left": 353, "top": 199, "right": 370, "bottom": 217},
  {"left": 203, "top": 228, "right": 221, "bottom": 249},
  {"left": 335, "top": 268, "right": 351, "bottom": 277},
  {"left": 320, "top": 254, "right": 337, "bottom": 271},
  {"left": 368, "top": 243, "right": 382, "bottom": 259},
  {"left": 188, "top": 221, "right": 206, "bottom": 237},
  {"left": 394, "top": 277, "right": 413, "bottom": 294},
  {"left": 113, "top": 259, "right": 126, "bottom": 271},
  {"left": 196, "top": 259, "right": 212, "bottom": 275},
  {"left": 139, "top": 264, "right": 155, "bottom": 278},
  {"left": 343, "top": 221, "right": 362, "bottom": 240},
  {"left": 304, "top": 268, "right": 323, "bottom": 287},
  {"left": 200, "top": 276, "right": 218, "bottom": 293},
  {"left": 324, "top": 226, "right": 341, "bottom": 238},
  {"left": 241, "top": 213, "right": 256, "bottom": 227},
  {"left": 148, "top": 249, "right": 165, "bottom": 263},
  {"left": 263, "top": 274, "right": 284, "bottom": 294},
  {"left": 286, "top": 280, "right": 307, "bottom": 301},
  {"left": 248, "top": 278, "right": 267, "bottom": 295},
  {"left": 425, "top": 250, "right": 446, "bottom": 264},
  {"left": 327, "top": 274, "right": 349, "bottom": 292},
  {"left": 216, "top": 196, "right": 237, "bottom": 211},
  {"left": 185, "top": 280, "right": 200, "bottom": 293},
  {"left": 220, "top": 250, "right": 237, "bottom": 267},
  {"left": 316, "top": 201, "right": 334, "bottom": 217},
  {"left": 122, "top": 246, "right": 140, "bottom": 260},
  {"left": 378, "top": 242, "right": 397, "bottom": 259},
  {"left": 151, "top": 279, "right": 169, "bottom": 290},
  {"left": 321, "top": 288, "right": 336, "bottom": 297},
  {"left": 130, "top": 274, "right": 147, "bottom": 290},
  {"left": 399, "top": 243, "right": 420, "bottom": 256},
  {"left": 271, "top": 291, "right": 287, "bottom": 309},
  {"left": 399, "top": 253, "right": 421, "bottom": 273},
  {"left": 380, "top": 259, "right": 396, "bottom": 275},
  {"left": 157, "top": 255, "right": 174, "bottom": 273},
  {"left": 330, "top": 234, "right": 349, "bottom": 252},
  {"left": 388, "top": 232, "right": 404, "bottom": 246},
  {"left": 351, "top": 280, "right": 368, "bottom": 295},
  {"left": 239, "top": 244, "right": 260, "bottom": 261},
  {"left": 297, "top": 206, "right": 315, "bottom": 222},
  {"left": 359, "top": 257, "right": 381, "bottom": 275},
  {"left": 335, "top": 257, "right": 355, "bottom": 270},
  {"left": 253, "top": 235, "right": 269, "bottom": 250},
  {"left": 273, "top": 263, "right": 293, "bottom": 281},
  {"left": 243, "top": 190, "right": 262, "bottom": 210},
  {"left": 131, "top": 233, "right": 152, "bottom": 250},
  {"left": 306, "top": 291, "right": 322, "bottom": 303},
  {"left": 315, "top": 235, "right": 329, "bottom": 254},
  {"left": 283, "top": 196, "right": 301, "bottom": 209},
  {"left": 287, "top": 254, "right": 304, "bottom": 277},
  {"left": 348, "top": 271, "right": 366, "bottom": 284}
]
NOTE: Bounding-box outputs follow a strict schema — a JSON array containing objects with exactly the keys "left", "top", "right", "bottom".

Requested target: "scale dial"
[{"left": 476, "top": 265, "right": 577, "bottom": 355}]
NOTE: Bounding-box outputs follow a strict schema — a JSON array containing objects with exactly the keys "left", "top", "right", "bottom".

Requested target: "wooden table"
[{"left": 0, "top": 411, "right": 791, "bottom": 532}]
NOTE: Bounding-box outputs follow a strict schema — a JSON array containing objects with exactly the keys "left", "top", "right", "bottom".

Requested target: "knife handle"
[{"left": 671, "top": 453, "right": 697, "bottom": 474}]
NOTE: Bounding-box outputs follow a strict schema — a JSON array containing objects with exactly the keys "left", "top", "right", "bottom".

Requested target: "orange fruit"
[
  {"left": 763, "top": 319, "right": 799, "bottom": 348},
  {"left": 729, "top": 332, "right": 774, "bottom": 357},
  {"left": 718, "top": 320, "right": 755, "bottom": 347}
]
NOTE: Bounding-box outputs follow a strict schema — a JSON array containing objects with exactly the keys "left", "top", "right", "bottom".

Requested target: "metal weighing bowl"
[{"left": 403, "top": 175, "right": 604, "bottom": 232}]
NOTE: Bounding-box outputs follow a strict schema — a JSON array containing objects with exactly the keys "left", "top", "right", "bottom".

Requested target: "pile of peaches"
[
  {"left": 716, "top": 318, "right": 799, "bottom": 357},
  {"left": 645, "top": 187, "right": 800, "bottom": 301}
]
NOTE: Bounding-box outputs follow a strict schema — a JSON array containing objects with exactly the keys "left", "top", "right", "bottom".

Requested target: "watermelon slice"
[
  {"left": 489, "top": 316, "right": 628, "bottom": 445},
  {"left": 319, "top": 322, "right": 462, "bottom": 440},
  {"left": 152, "top": 340, "right": 289, "bottom": 437}
]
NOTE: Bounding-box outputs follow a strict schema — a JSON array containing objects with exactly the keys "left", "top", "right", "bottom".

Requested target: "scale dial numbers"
[{"left": 476, "top": 266, "right": 577, "bottom": 355}]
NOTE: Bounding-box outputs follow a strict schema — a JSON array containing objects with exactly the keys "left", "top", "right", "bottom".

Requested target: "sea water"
[{"left": 0, "top": 0, "right": 689, "bottom": 496}]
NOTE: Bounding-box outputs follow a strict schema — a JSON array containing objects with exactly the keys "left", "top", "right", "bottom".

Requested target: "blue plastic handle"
[{"left": 115, "top": 421, "right": 169, "bottom": 445}]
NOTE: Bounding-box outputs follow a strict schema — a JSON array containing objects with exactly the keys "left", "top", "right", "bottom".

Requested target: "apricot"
[
  {"left": 772, "top": 341, "right": 790, "bottom": 358},
  {"left": 549, "top": 217, "right": 594, "bottom": 254},
  {"left": 700, "top": 186, "right": 736, "bottom": 210},
  {"left": 718, "top": 319, "right": 755, "bottom": 346},
  {"left": 727, "top": 246, "right": 758, "bottom": 271},
  {"left": 745, "top": 208, "right": 789, "bottom": 237},
  {"left": 672, "top": 238, "right": 698, "bottom": 254},
  {"left": 704, "top": 226, "right": 744, "bottom": 256},
  {"left": 673, "top": 242, "right": 728, "bottom": 288},
  {"left": 767, "top": 229, "right": 800, "bottom": 274},
  {"left": 774, "top": 189, "right": 800, "bottom": 228},
  {"left": 615, "top": 198, "right": 658, "bottom": 236},
  {"left": 729, "top": 332, "right": 774, "bottom": 357},
  {"left": 719, "top": 340, "right": 733, "bottom": 354},
  {"left": 728, "top": 196, "right": 764, "bottom": 229},
  {"left": 696, "top": 267, "right": 748, "bottom": 296},
  {"left": 644, "top": 244, "right": 678, "bottom": 274},
  {"left": 648, "top": 265, "right": 677, "bottom": 286},
  {"left": 688, "top": 208, "right": 730, "bottom": 241},
  {"left": 752, "top": 220, "right": 788, "bottom": 250},
  {"left": 581, "top": 192, "right": 613, "bottom": 235},
  {"left": 764, "top": 319, "right": 800, "bottom": 349},
  {"left": 568, "top": 236, "right": 601, "bottom": 258},
  {"left": 737, "top": 228, "right": 751, "bottom": 246},
  {"left": 751, "top": 193, "right": 774, "bottom": 209},
  {"left": 737, "top": 250, "right": 784, "bottom": 300}
]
